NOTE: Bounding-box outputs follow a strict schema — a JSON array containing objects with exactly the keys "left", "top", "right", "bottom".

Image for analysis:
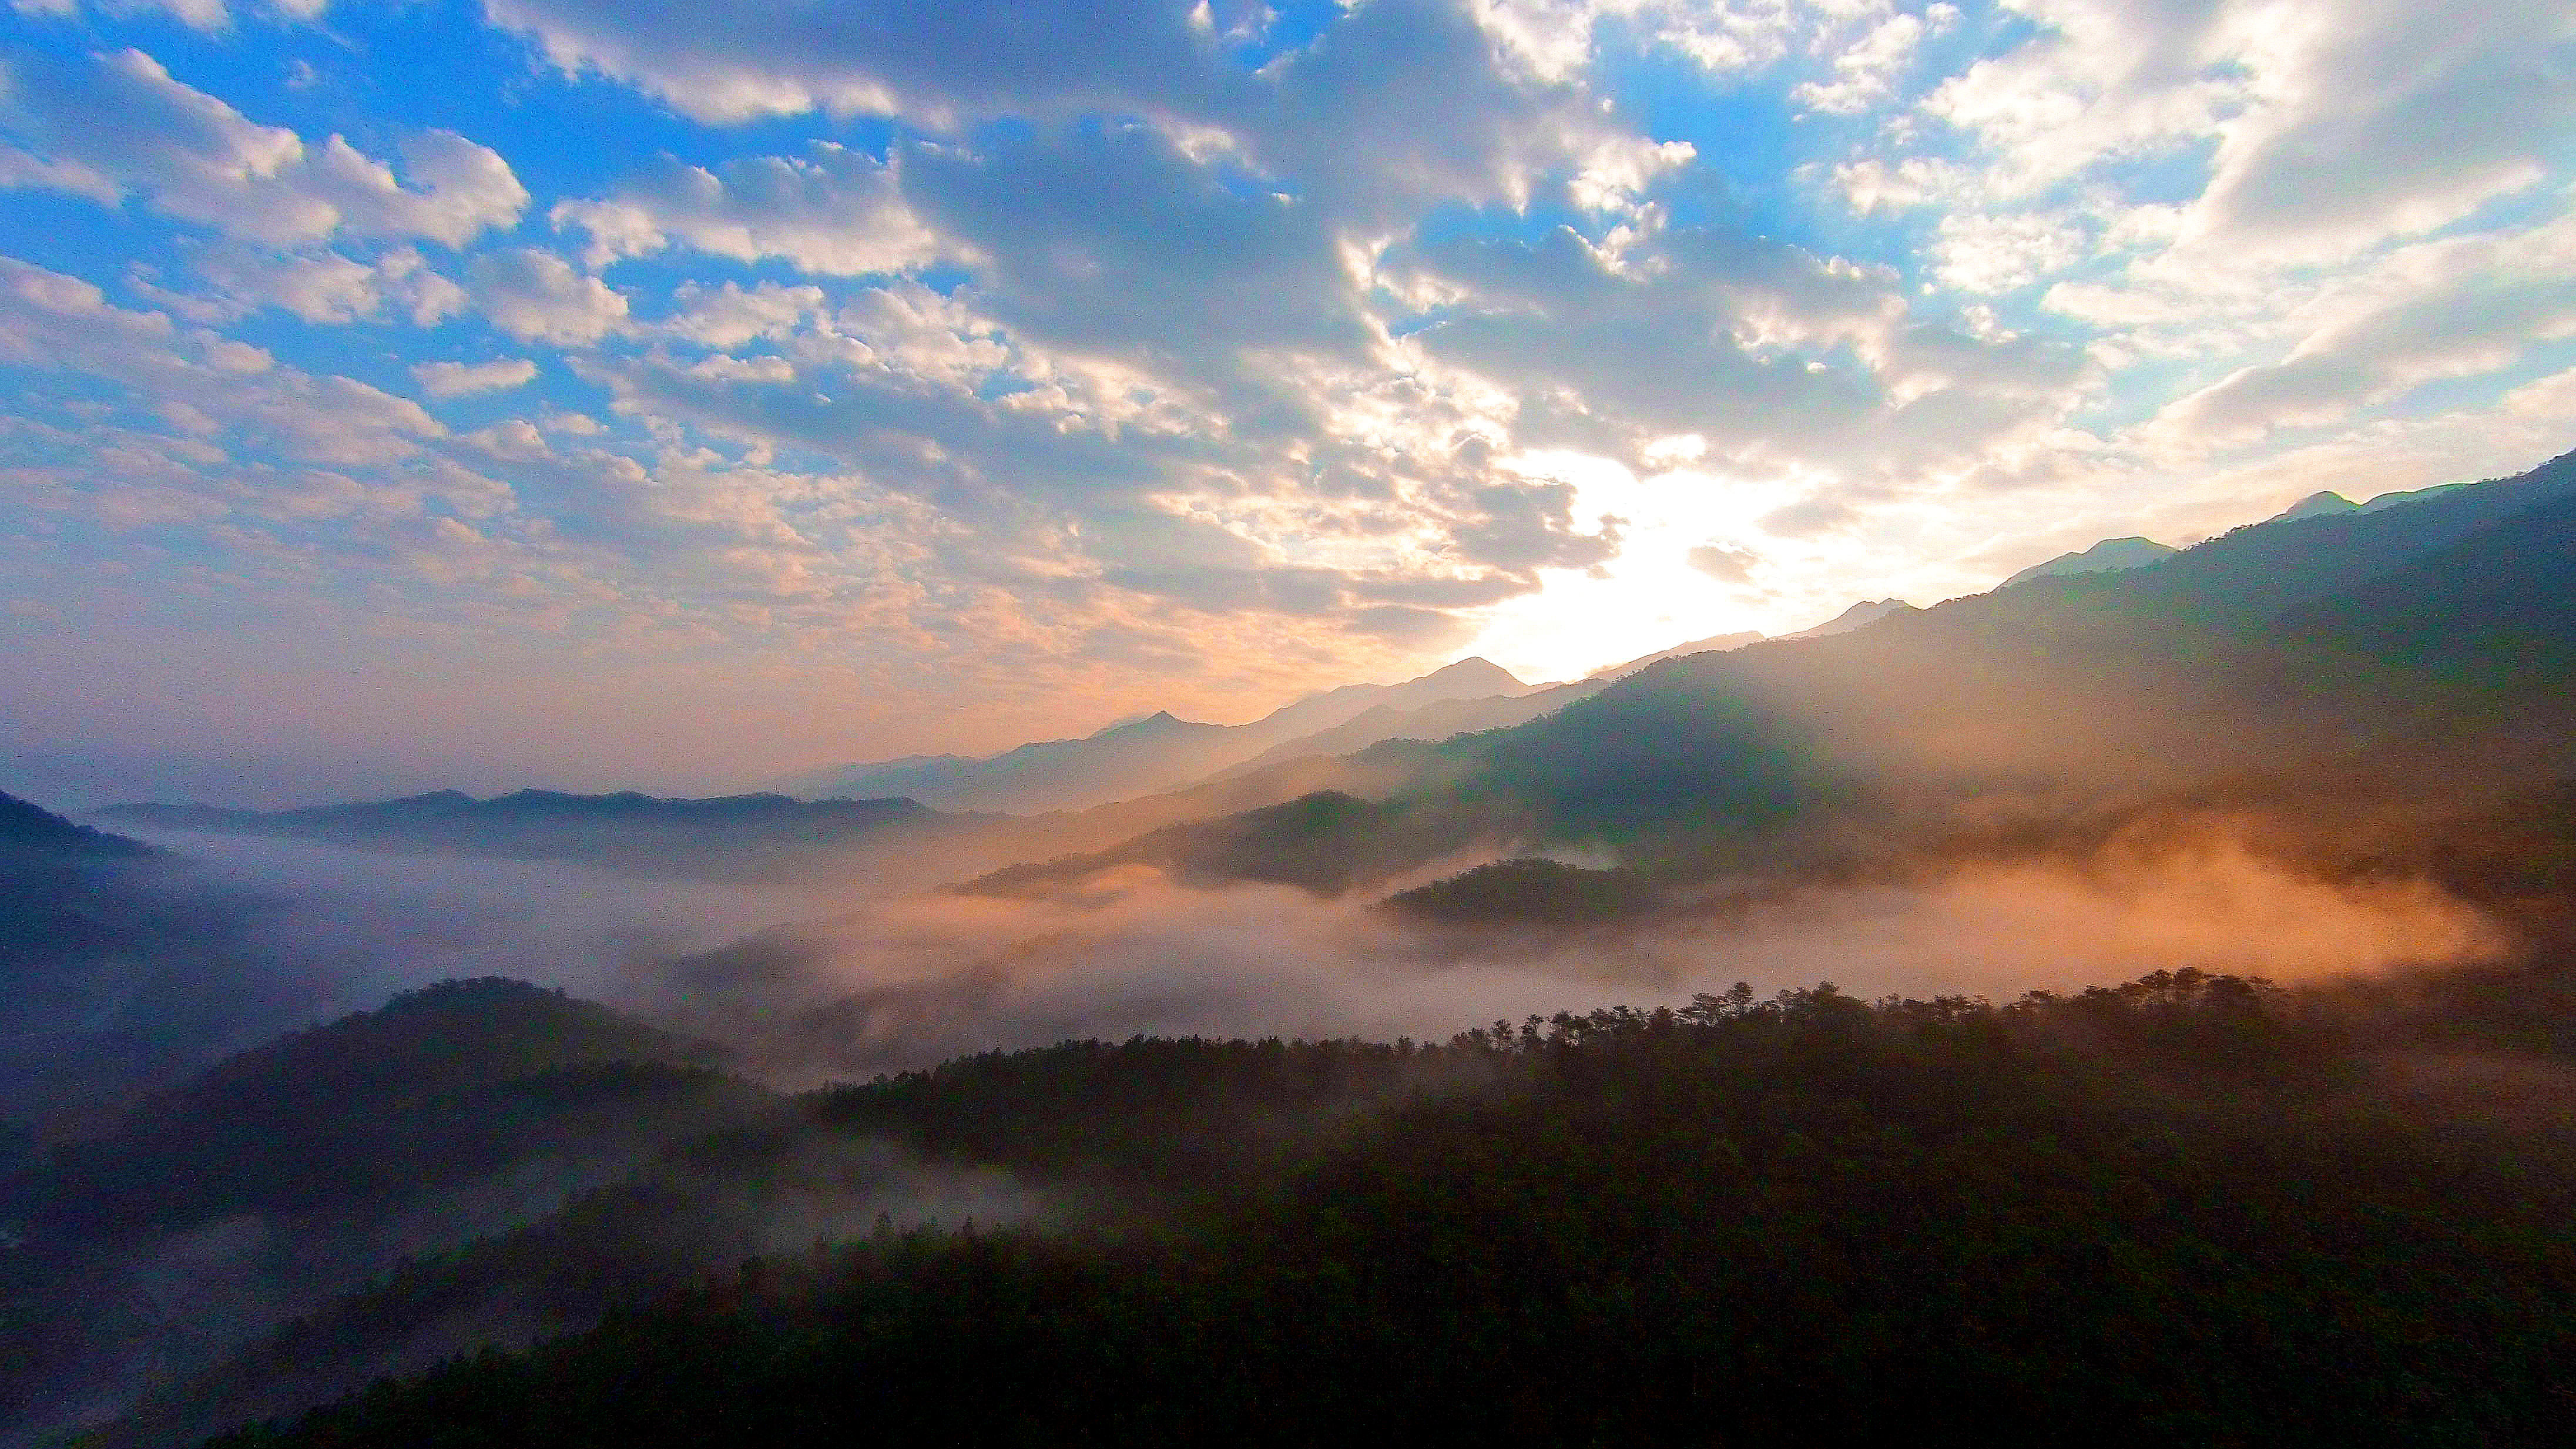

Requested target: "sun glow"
[{"left": 1460, "top": 451, "right": 1803, "bottom": 682}]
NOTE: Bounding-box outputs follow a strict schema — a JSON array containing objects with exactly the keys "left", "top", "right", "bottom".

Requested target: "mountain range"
[
  {"left": 98, "top": 789, "right": 949, "bottom": 878},
  {"left": 772, "top": 655, "right": 1541, "bottom": 814},
  {"left": 83, "top": 461, "right": 2567, "bottom": 900},
  {"left": 961, "top": 448, "right": 2576, "bottom": 903}
]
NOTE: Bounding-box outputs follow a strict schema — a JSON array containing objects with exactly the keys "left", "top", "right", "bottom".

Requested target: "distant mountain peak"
[
  {"left": 2001, "top": 536, "right": 2178, "bottom": 589},
  {"left": 1587, "top": 631, "right": 1763, "bottom": 680},
  {"left": 2278, "top": 491, "right": 2360, "bottom": 521},
  {"left": 1785, "top": 599, "right": 1917, "bottom": 639},
  {"left": 1101, "top": 709, "right": 1211, "bottom": 739},
  {"left": 773, "top": 655, "right": 1531, "bottom": 813},
  {"left": 1425, "top": 656, "right": 1525, "bottom": 690}
]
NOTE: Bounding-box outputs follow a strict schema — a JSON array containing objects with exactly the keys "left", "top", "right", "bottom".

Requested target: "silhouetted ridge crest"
[{"left": 0, "top": 791, "right": 150, "bottom": 857}]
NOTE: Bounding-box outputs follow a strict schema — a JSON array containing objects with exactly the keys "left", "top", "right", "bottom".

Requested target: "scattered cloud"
[
  {"left": 414, "top": 358, "right": 539, "bottom": 397},
  {"left": 469, "top": 249, "right": 629, "bottom": 345},
  {"left": 0, "top": 48, "right": 524, "bottom": 247},
  {"left": 0, "top": 0, "right": 2570, "bottom": 789}
]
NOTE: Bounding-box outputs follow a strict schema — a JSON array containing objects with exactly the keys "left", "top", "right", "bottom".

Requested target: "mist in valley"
[{"left": 66, "top": 790, "right": 2510, "bottom": 1095}]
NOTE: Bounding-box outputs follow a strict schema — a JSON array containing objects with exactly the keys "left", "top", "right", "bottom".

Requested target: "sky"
[{"left": 1, "top": 0, "right": 2571, "bottom": 806}]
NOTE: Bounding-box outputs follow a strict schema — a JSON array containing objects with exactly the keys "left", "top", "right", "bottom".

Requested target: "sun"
[{"left": 1457, "top": 451, "right": 1786, "bottom": 682}]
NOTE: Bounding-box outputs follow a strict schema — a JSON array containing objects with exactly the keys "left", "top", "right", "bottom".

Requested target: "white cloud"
[
  {"left": 469, "top": 249, "right": 630, "bottom": 344},
  {"left": 2151, "top": 210, "right": 2576, "bottom": 445},
  {"left": 11, "top": 0, "right": 240, "bottom": 29},
  {"left": 1917, "top": 0, "right": 2576, "bottom": 263},
  {"left": 0, "top": 49, "right": 525, "bottom": 247},
  {"left": 412, "top": 358, "right": 540, "bottom": 397},
  {"left": 1795, "top": 9, "right": 1930, "bottom": 115},
  {"left": 0, "top": 254, "right": 448, "bottom": 471},
  {"left": 1933, "top": 209, "right": 2089, "bottom": 294},
  {"left": 483, "top": 0, "right": 1220, "bottom": 125},
  {"left": 190, "top": 245, "right": 467, "bottom": 324},
  {"left": 554, "top": 144, "right": 938, "bottom": 276}
]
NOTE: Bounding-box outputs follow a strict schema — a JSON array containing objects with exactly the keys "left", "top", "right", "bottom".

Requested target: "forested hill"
[
  {"left": 2, "top": 980, "right": 767, "bottom": 1447},
  {"left": 205, "top": 954, "right": 2576, "bottom": 1448}
]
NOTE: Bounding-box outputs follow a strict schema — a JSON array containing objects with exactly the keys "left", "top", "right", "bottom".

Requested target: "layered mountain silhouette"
[
  {"left": 776, "top": 656, "right": 1541, "bottom": 813},
  {"left": 98, "top": 789, "right": 951, "bottom": 878},
  {"left": 89, "top": 452, "right": 2575, "bottom": 909},
  {"left": 965, "top": 448, "right": 2576, "bottom": 900}
]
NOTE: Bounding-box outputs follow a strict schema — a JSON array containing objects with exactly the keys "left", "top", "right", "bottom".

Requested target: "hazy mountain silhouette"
[
  {"left": 777, "top": 657, "right": 1537, "bottom": 813},
  {"left": 1190, "top": 637, "right": 1780, "bottom": 786},
  {"left": 2000, "top": 536, "right": 2176, "bottom": 588},
  {"left": 965, "top": 448, "right": 2576, "bottom": 900},
  {"left": 1586, "top": 630, "right": 1766, "bottom": 679},
  {"left": 0, "top": 793, "right": 345, "bottom": 1138},
  {"left": 1206, "top": 679, "right": 1604, "bottom": 781},
  {"left": 0, "top": 791, "right": 152, "bottom": 859},
  {"left": 98, "top": 789, "right": 952, "bottom": 878},
  {"left": 1781, "top": 598, "right": 1918, "bottom": 638}
]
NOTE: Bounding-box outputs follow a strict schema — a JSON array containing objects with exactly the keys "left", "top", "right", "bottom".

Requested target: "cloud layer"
[{"left": 1, "top": 0, "right": 2571, "bottom": 800}]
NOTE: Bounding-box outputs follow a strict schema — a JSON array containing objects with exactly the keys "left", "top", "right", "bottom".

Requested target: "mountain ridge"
[
  {"left": 2001, "top": 536, "right": 2176, "bottom": 588},
  {"left": 962, "top": 446, "right": 2576, "bottom": 900},
  {"left": 776, "top": 656, "right": 1535, "bottom": 813}
]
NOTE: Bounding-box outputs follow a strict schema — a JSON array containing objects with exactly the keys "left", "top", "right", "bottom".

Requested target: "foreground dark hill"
[
  {"left": 59, "top": 1004, "right": 1438, "bottom": 1447},
  {"left": 0, "top": 791, "right": 151, "bottom": 860},
  {"left": 0, "top": 793, "right": 334, "bottom": 1136},
  {"left": 0, "top": 981, "right": 767, "bottom": 1445},
  {"left": 207, "top": 950, "right": 2576, "bottom": 1448},
  {"left": 969, "top": 448, "right": 2576, "bottom": 900}
]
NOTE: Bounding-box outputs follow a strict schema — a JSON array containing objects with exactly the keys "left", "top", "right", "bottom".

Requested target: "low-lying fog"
[
  {"left": 123, "top": 828, "right": 859, "bottom": 1018},
  {"left": 121, "top": 823, "right": 2505, "bottom": 1086},
  {"left": 2, "top": 819, "right": 2515, "bottom": 1449}
]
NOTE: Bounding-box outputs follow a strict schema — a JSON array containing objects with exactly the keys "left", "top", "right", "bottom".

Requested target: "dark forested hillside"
[
  {"left": 0, "top": 794, "right": 325, "bottom": 1139},
  {"left": 204, "top": 959, "right": 2576, "bottom": 1448},
  {"left": 0, "top": 982, "right": 767, "bottom": 1447}
]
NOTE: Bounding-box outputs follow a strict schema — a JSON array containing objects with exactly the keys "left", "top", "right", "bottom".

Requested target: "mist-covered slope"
[
  {"left": 61, "top": 1004, "right": 1441, "bottom": 1448},
  {"left": 966, "top": 449, "right": 2576, "bottom": 899},
  {"left": 0, "top": 980, "right": 763, "bottom": 1447},
  {"left": 0, "top": 794, "right": 334, "bottom": 1137}
]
